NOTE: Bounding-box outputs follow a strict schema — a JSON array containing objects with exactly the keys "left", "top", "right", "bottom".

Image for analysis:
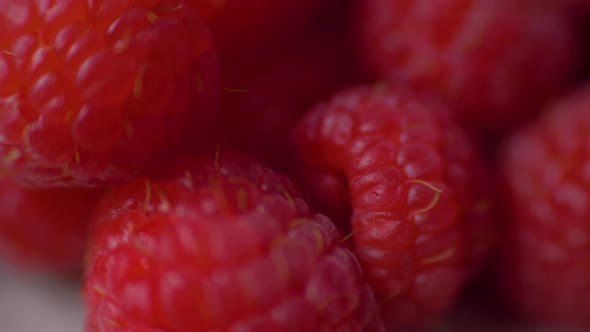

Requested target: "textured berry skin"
[
  {"left": 214, "top": 5, "right": 365, "bottom": 170},
  {"left": 500, "top": 85, "right": 590, "bottom": 327},
  {"left": 187, "top": 0, "right": 323, "bottom": 51},
  {"left": 291, "top": 86, "right": 496, "bottom": 329},
  {"left": 358, "top": 0, "right": 578, "bottom": 131},
  {"left": 0, "top": 178, "right": 102, "bottom": 274},
  {"left": 84, "top": 150, "right": 384, "bottom": 332},
  {"left": 0, "top": 0, "right": 220, "bottom": 187}
]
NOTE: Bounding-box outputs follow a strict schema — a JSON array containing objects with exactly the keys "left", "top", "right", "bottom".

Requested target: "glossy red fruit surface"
[
  {"left": 0, "top": 0, "right": 220, "bottom": 187},
  {"left": 84, "top": 150, "right": 384, "bottom": 332},
  {"left": 291, "top": 85, "right": 496, "bottom": 329}
]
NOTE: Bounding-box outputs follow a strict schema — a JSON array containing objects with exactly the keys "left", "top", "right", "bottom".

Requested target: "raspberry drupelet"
[
  {"left": 84, "top": 150, "right": 385, "bottom": 332},
  {"left": 0, "top": 0, "right": 220, "bottom": 187},
  {"left": 358, "top": 0, "right": 579, "bottom": 132},
  {"left": 500, "top": 84, "right": 590, "bottom": 328},
  {"left": 291, "top": 85, "right": 496, "bottom": 329}
]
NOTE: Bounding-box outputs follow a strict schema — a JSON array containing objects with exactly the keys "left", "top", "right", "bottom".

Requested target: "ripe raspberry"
[
  {"left": 500, "top": 84, "right": 590, "bottom": 327},
  {"left": 214, "top": 5, "right": 365, "bottom": 170},
  {"left": 0, "top": 0, "right": 220, "bottom": 187},
  {"left": 291, "top": 85, "right": 496, "bottom": 329},
  {"left": 84, "top": 150, "right": 384, "bottom": 332},
  {"left": 186, "top": 0, "right": 323, "bottom": 51},
  {"left": 358, "top": 0, "right": 578, "bottom": 131},
  {"left": 0, "top": 178, "right": 102, "bottom": 274}
]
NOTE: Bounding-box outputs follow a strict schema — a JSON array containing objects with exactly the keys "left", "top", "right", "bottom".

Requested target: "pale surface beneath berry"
[{"left": 0, "top": 264, "right": 85, "bottom": 332}]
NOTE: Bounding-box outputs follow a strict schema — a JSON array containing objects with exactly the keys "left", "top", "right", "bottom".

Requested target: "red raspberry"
[
  {"left": 500, "top": 84, "right": 590, "bottom": 327},
  {"left": 187, "top": 0, "right": 323, "bottom": 51},
  {"left": 358, "top": 0, "right": 579, "bottom": 131},
  {"left": 291, "top": 85, "right": 496, "bottom": 329},
  {"left": 214, "top": 5, "right": 365, "bottom": 170},
  {"left": 84, "top": 150, "right": 385, "bottom": 332},
  {"left": 0, "top": 178, "right": 102, "bottom": 274},
  {"left": 0, "top": 0, "right": 220, "bottom": 187}
]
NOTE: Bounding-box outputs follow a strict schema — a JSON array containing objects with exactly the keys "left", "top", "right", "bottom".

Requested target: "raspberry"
[
  {"left": 291, "top": 85, "right": 496, "bottom": 329},
  {"left": 214, "top": 5, "right": 365, "bottom": 170},
  {"left": 0, "top": 0, "right": 220, "bottom": 187},
  {"left": 84, "top": 150, "right": 384, "bottom": 332},
  {"left": 500, "top": 84, "right": 590, "bottom": 327},
  {"left": 358, "top": 0, "right": 579, "bottom": 131},
  {"left": 187, "top": 0, "right": 323, "bottom": 51},
  {"left": 0, "top": 178, "right": 102, "bottom": 274}
]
